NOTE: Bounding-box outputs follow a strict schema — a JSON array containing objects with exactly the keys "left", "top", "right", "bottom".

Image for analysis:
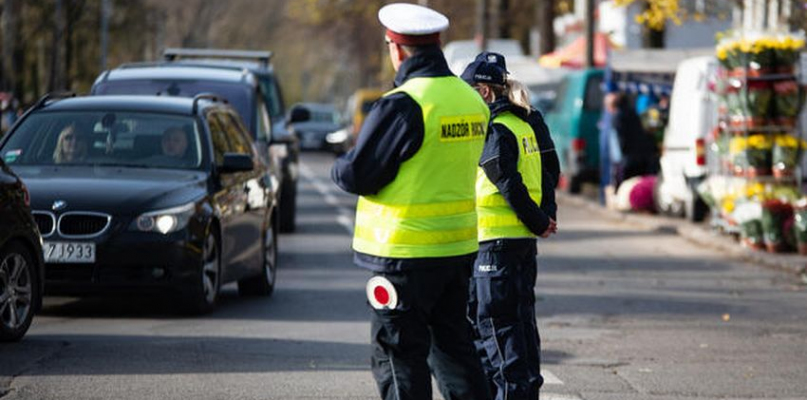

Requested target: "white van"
[{"left": 655, "top": 56, "right": 717, "bottom": 221}]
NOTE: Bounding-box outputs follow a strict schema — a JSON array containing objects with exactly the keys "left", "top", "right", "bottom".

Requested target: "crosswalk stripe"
[
  {"left": 300, "top": 162, "right": 354, "bottom": 234},
  {"left": 543, "top": 369, "right": 564, "bottom": 385},
  {"left": 542, "top": 394, "right": 582, "bottom": 400}
]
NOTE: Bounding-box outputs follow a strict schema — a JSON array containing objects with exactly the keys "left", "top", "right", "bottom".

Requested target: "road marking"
[
  {"left": 543, "top": 369, "right": 564, "bottom": 385},
  {"left": 300, "top": 162, "right": 354, "bottom": 235},
  {"left": 541, "top": 394, "right": 582, "bottom": 400}
]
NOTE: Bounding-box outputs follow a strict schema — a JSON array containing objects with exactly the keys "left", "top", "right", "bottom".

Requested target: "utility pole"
[
  {"left": 477, "top": 0, "right": 489, "bottom": 51},
  {"left": 537, "top": 0, "right": 556, "bottom": 55},
  {"left": 584, "top": 0, "right": 595, "bottom": 68}
]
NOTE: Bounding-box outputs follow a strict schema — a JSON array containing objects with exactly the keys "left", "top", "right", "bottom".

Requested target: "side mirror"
[
  {"left": 219, "top": 153, "right": 254, "bottom": 173},
  {"left": 287, "top": 107, "right": 311, "bottom": 124}
]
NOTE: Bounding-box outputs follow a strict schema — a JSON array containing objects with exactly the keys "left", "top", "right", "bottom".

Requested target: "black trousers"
[
  {"left": 469, "top": 239, "right": 543, "bottom": 400},
  {"left": 370, "top": 263, "right": 492, "bottom": 400}
]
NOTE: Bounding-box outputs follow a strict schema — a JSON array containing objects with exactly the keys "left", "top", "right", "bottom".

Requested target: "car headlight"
[
  {"left": 326, "top": 128, "right": 349, "bottom": 144},
  {"left": 131, "top": 202, "right": 196, "bottom": 234}
]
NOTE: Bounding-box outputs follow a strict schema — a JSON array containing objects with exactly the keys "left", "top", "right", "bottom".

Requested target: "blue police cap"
[
  {"left": 461, "top": 60, "right": 506, "bottom": 86},
  {"left": 473, "top": 51, "right": 509, "bottom": 73}
]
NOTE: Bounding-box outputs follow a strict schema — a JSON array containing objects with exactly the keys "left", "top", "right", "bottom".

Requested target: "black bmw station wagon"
[{"left": 0, "top": 94, "right": 279, "bottom": 313}]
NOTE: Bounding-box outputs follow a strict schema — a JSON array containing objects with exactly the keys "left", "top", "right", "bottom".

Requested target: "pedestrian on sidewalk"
[
  {"left": 461, "top": 52, "right": 558, "bottom": 400},
  {"left": 331, "top": 3, "right": 492, "bottom": 400}
]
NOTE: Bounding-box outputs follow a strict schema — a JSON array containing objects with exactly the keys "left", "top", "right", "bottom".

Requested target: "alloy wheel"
[
  {"left": 0, "top": 252, "right": 33, "bottom": 331},
  {"left": 202, "top": 234, "right": 219, "bottom": 305}
]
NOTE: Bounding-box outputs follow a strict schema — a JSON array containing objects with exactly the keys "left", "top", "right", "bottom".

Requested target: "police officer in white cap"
[{"left": 332, "top": 3, "right": 492, "bottom": 400}]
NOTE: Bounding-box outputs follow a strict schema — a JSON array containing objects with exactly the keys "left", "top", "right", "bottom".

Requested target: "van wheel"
[{"left": 685, "top": 189, "right": 708, "bottom": 222}]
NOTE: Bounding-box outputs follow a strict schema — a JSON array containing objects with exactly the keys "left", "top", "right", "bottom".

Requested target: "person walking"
[
  {"left": 331, "top": 4, "right": 492, "bottom": 400},
  {"left": 610, "top": 92, "right": 657, "bottom": 187},
  {"left": 461, "top": 52, "right": 558, "bottom": 400}
]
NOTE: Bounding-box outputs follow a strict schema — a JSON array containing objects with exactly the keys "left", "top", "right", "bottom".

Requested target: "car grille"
[
  {"left": 32, "top": 212, "right": 56, "bottom": 236},
  {"left": 58, "top": 213, "right": 111, "bottom": 237}
]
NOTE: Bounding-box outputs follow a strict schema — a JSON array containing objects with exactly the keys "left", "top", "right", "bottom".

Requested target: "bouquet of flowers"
[
  {"left": 734, "top": 201, "right": 764, "bottom": 250},
  {"left": 772, "top": 134, "right": 804, "bottom": 178},
  {"left": 761, "top": 198, "right": 794, "bottom": 252},
  {"left": 745, "top": 134, "right": 773, "bottom": 177},
  {"left": 725, "top": 81, "right": 772, "bottom": 127},
  {"left": 793, "top": 198, "right": 807, "bottom": 255},
  {"left": 772, "top": 79, "right": 803, "bottom": 126},
  {"left": 773, "top": 34, "right": 806, "bottom": 73},
  {"left": 729, "top": 136, "right": 748, "bottom": 176}
]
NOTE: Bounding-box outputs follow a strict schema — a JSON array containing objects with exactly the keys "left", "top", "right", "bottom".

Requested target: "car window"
[
  {"left": 553, "top": 79, "right": 568, "bottom": 111},
  {"left": 207, "top": 112, "right": 232, "bottom": 166},
  {"left": 95, "top": 80, "right": 254, "bottom": 130},
  {"left": 255, "top": 96, "right": 272, "bottom": 142},
  {"left": 259, "top": 76, "right": 284, "bottom": 119},
  {"left": 1, "top": 111, "right": 202, "bottom": 169},
  {"left": 215, "top": 112, "right": 252, "bottom": 156},
  {"left": 583, "top": 75, "right": 604, "bottom": 112}
]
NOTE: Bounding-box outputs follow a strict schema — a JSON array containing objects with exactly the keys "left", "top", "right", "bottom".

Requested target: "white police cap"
[{"left": 378, "top": 3, "right": 449, "bottom": 36}]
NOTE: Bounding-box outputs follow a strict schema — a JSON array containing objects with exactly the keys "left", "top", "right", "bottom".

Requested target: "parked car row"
[{"left": 0, "top": 48, "right": 299, "bottom": 342}]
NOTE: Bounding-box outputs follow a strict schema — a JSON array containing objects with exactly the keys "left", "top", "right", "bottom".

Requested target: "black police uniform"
[
  {"left": 468, "top": 97, "right": 557, "bottom": 400},
  {"left": 331, "top": 47, "right": 491, "bottom": 400}
]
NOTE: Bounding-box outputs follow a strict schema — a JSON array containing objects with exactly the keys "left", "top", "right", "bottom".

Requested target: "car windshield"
[
  {"left": 95, "top": 80, "right": 252, "bottom": 129},
  {"left": 1, "top": 111, "right": 203, "bottom": 170}
]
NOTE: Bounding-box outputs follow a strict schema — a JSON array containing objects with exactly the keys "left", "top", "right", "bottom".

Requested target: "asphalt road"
[{"left": 1, "top": 152, "right": 806, "bottom": 400}]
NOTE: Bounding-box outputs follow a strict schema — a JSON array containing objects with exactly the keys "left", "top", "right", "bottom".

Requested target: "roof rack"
[
  {"left": 191, "top": 92, "right": 228, "bottom": 113},
  {"left": 7, "top": 92, "right": 76, "bottom": 134},
  {"left": 163, "top": 48, "right": 273, "bottom": 69},
  {"left": 31, "top": 92, "right": 76, "bottom": 111}
]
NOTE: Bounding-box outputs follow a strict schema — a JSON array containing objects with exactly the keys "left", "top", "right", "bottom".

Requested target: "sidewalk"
[{"left": 558, "top": 192, "right": 807, "bottom": 279}]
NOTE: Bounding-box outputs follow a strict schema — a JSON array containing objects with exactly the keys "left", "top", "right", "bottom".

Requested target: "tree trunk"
[
  {"left": 641, "top": 2, "right": 665, "bottom": 49},
  {"left": 537, "top": 0, "right": 555, "bottom": 55},
  {"left": 2, "top": 0, "right": 23, "bottom": 95},
  {"left": 49, "top": 0, "right": 67, "bottom": 91}
]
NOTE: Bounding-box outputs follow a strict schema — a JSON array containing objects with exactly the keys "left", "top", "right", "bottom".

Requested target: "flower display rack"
[{"left": 706, "top": 31, "right": 807, "bottom": 253}]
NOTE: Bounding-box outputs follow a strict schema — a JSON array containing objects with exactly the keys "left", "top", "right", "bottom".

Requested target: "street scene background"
[{"left": 2, "top": 1, "right": 807, "bottom": 399}]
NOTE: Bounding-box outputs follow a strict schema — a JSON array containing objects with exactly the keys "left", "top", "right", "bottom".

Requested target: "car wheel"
[
  {"left": 238, "top": 217, "right": 278, "bottom": 297},
  {"left": 183, "top": 231, "right": 220, "bottom": 314},
  {"left": 279, "top": 178, "right": 297, "bottom": 233},
  {"left": 0, "top": 241, "right": 38, "bottom": 342},
  {"left": 685, "top": 188, "right": 708, "bottom": 222}
]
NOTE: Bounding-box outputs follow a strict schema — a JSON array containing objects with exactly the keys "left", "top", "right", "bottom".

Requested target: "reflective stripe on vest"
[
  {"left": 353, "top": 76, "right": 490, "bottom": 258},
  {"left": 476, "top": 111, "right": 543, "bottom": 241}
]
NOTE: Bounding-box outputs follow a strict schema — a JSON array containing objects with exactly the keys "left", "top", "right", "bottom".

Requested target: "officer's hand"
[{"left": 540, "top": 218, "right": 557, "bottom": 238}]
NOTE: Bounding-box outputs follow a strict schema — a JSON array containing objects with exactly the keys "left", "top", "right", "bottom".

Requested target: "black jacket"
[
  {"left": 331, "top": 48, "right": 476, "bottom": 272},
  {"left": 479, "top": 98, "right": 556, "bottom": 238}
]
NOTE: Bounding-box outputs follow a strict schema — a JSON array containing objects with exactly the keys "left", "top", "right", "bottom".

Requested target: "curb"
[{"left": 558, "top": 192, "right": 807, "bottom": 279}]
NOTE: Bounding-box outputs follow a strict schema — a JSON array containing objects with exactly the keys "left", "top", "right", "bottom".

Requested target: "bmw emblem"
[{"left": 52, "top": 200, "right": 67, "bottom": 211}]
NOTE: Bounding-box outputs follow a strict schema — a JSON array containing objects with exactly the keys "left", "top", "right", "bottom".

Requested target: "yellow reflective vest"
[
  {"left": 476, "top": 111, "right": 543, "bottom": 241},
  {"left": 353, "top": 76, "right": 489, "bottom": 258}
]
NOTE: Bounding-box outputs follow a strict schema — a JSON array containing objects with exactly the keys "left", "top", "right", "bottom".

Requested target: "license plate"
[{"left": 43, "top": 242, "right": 96, "bottom": 263}]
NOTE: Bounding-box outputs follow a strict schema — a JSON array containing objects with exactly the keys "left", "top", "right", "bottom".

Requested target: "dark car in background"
[
  {"left": 287, "top": 103, "right": 342, "bottom": 152},
  {"left": 0, "top": 94, "right": 279, "bottom": 314},
  {"left": 0, "top": 158, "right": 43, "bottom": 341},
  {"left": 91, "top": 48, "right": 300, "bottom": 232}
]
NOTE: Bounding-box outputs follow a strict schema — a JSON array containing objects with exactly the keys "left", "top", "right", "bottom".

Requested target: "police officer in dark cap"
[
  {"left": 462, "top": 52, "right": 559, "bottom": 400},
  {"left": 331, "top": 3, "right": 492, "bottom": 400}
]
